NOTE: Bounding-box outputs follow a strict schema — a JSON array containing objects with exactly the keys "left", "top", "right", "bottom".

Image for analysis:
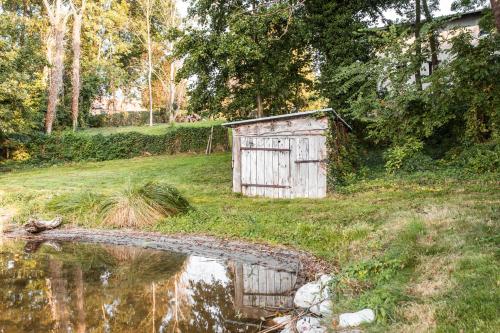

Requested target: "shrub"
[
  {"left": 100, "top": 182, "right": 191, "bottom": 228},
  {"left": 23, "top": 125, "right": 229, "bottom": 164},
  {"left": 88, "top": 111, "right": 168, "bottom": 127},
  {"left": 326, "top": 118, "right": 360, "bottom": 189},
  {"left": 384, "top": 138, "right": 425, "bottom": 173},
  {"left": 449, "top": 142, "right": 500, "bottom": 174}
]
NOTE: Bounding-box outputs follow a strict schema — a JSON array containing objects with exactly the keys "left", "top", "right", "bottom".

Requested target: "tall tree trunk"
[
  {"left": 71, "top": 0, "right": 85, "bottom": 132},
  {"left": 422, "top": 0, "right": 439, "bottom": 71},
  {"left": 168, "top": 2, "right": 176, "bottom": 123},
  {"left": 146, "top": 0, "right": 154, "bottom": 127},
  {"left": 492, "top": 0, "right": 500, "bottom": 32},
  {"left": 414, "top": 0, "right": 423, "bottom": 91},
  {"left": 43, "top": 0, "right": 70, "bottom": 135},
  {"left": 256, "top": 93, "right": 263, "bottom": 117},
  {"left": 169, "top": 61, "right": 176, "bottom": 122},
  {"left": 251, "top": 0, "right": 264, "bottom": 118}
]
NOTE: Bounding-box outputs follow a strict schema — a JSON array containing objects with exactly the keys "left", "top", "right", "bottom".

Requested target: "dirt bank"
[{"left": 2, "top": 226, "right": 329, "bottom": 280}]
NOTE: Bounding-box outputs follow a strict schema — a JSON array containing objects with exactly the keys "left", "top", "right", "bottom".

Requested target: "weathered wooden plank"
[
  {"left": 240, "top": 137, "right": 249, "bottom": 196},
  {"left": 248, "top": 138, "right": 258, "bottom": 196},
  {"left": 317, "top": 135, "right": 327, "bottom": 198},
  {"left": 256, "top": 137, "right": 265, "bottom": 197},
  {"left": 308, "top": 137, "right": 318, "bottom": 198},
  {"left": 264, "top": 138, "right": 273, "bottom": 197},
  {"left": 289, "top": 138, "right": 298, "bottom": 198},
  {"left": 272, "top": 138, "right": 280, "bottom": 198},
  {"left": 234, "top": 117, "right": 328, "bottom": 137},
  {"left": 295, "top": 137, "right": 309, "bottom": 198},
  {"left": 278, "top": 138, "right": 288, "bottom": 198},
  {"left": 233, "top": 134, "right": 242, "bottom": 193},
  {"left": 240, "top": 147, "right": 290, "bottom": 152},
  {"left": 241, "top": 184, "right": 290, "bottom": 189}
]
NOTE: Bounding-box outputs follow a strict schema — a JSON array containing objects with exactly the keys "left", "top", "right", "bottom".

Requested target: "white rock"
[
  {"left": 310, "top": 299, "right": 333, "bottom": 316},
  {"left": 338, "top": 309, "right": 375, "bottom": 328},
  {"left": 294, "top": 275, "right": 333, "bottom": 309},
  {"left": 273, "top": 315, "right": 292, "bottom": 331},
  {"left": 273, "top": 315, "right": 292, "bottom": 325},
  {"left": 296, "top": 316, "right": 327, "bottom": 333}
]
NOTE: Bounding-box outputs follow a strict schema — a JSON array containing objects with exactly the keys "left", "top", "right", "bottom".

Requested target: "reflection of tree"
[
  {"left": 74, "top": 266, "right": 86, "bottom": 333},
  {"left": 46, "top": 258, "right": 70, "bottom": 332},
  {"left": 1, "top": 240, "right": 269, "bottom": 333}
]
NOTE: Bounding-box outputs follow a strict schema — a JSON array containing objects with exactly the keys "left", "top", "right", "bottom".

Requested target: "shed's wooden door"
[
  {"left": 292, "top": 136, "right": 327, "bottom": 198},
  {"left": 240, "top": 137, "right": 291, "bottom": 198}
]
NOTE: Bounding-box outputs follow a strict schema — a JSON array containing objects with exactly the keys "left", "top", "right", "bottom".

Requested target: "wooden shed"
[{"left": 223, "top": 108, "right": 351, "bottom": 199}]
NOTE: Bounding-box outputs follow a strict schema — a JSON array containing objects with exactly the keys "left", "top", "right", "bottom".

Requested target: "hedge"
[
  {"left": 25, "top": 125, "right": 229, "bottom": 164},
  {"left": 88, "top": 111, "right": 168, "bottom": 128}
]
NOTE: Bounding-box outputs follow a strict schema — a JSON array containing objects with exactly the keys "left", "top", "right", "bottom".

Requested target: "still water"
[{"left": 0, "top": 239, "right": 298, "bottom": 333}]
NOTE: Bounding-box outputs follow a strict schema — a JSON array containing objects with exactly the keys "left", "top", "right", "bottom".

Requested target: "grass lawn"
[
  {"left": 79, "top": 120, "right": 224, "bottom": 136},
  {"left": 0, "top": 152, "right": 498, "bottom": 332}
]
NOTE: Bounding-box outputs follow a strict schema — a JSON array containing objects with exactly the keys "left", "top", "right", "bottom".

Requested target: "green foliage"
[
  {"left": 384, "top": 138, "right": 425, "bottom": 173},
  {"left": 175, "top": 0, "right": 312, "bottom": 118},
  {"left": 88, "top": 111, "right": 171, "bottom": 127},
  {"left": 326, "top": 119, "right": 360, "bottom": 188},
  {"left": 333, "top": 221, "right": 425, "bottom": 324},
  {"left": 0, "top": 7, "right": 46, "bottom": 158},
  {"left": 448, "top": 141, "right": 500, "bottom": 173},
  {"left": 100, "top": 181, "right": 191, "bottom": 228},
  {"left": 20, "top": 125, "right": 229, "bottom": 165}
]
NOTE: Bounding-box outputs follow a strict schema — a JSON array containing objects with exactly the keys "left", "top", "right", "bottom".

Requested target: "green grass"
[
  {"left": 0, "top": 153, "right": 498, "bottom": 332},
  {"left": 79, "top": 120, "right": 224, "bottom": 136}
]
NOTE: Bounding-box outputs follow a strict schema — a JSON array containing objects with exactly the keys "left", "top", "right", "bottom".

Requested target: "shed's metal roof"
[{"left": 222, "top": 108, "right": 352, "bottom": 131}]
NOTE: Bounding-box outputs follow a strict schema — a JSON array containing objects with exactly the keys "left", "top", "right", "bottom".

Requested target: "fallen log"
[{"left": 24, "top": 216, "right": 63, "bottom": 234}]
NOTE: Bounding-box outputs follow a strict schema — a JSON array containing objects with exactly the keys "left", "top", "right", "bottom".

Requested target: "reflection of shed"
[
  {"left": 230, "top": 262, "right": 300, "bottom": 318},
  {"left": 223, "top": 108, "right": 351, "bottom": 199}
]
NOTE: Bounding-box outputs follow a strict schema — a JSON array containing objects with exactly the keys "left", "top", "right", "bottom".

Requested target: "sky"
[{"left": 175, "top": 0, "right": 458, "bottom": 20}]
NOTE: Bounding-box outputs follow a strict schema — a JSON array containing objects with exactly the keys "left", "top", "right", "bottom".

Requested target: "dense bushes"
[
  {"left": 22, "top": 125, "right": 229, "bottom": 164},
  {"left": 88, "top": 111, "right": 169, "bottom": 128}
]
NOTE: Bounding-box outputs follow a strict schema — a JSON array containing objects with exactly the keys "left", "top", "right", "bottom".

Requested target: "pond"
[{"left": 0, "top": 239, "right": 300, "bottom": 333}]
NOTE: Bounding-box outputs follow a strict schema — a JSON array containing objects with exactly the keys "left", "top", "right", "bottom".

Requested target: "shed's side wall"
[{"left": 231, "top": 116, "right": 328, "bottom": 199}]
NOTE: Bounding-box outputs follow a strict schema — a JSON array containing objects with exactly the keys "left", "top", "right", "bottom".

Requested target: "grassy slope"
[
  {"left": 79, "top": 120, "right": 224, "bottom": 136},
  {"left": 0, "top": 153, "right": 498, "bottom": 332}
]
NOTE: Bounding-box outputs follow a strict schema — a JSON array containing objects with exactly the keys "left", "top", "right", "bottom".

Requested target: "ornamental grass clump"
[{"left": 100, "top": 182, "right": 191, "bottom": 228}]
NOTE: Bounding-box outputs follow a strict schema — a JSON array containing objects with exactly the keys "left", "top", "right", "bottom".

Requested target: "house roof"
[{"left": 222, "top": 108, "right": 353, "bottom": 131}]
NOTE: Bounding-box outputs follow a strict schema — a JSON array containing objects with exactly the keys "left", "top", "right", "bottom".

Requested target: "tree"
[
  {"left": 175, "top": 0, "right": 312, "bottom": 119},
  {"left": 137, "top": 0, "right": 155, "bottom": 126},
  {"left": 70, "top": 0, "right": 86, "bottom": 131},
  {"left": 0, "top": 1, "right": 46, "bottom": 158},
  {"left": 414, "top": 0, "right": 423, "bottom": 91},
  {"left": 43, "top": 0, "right": 71, "bottom": 134},
  {"left": 156, "top": 0, "right": 180, "bottom": 122},
  {"left": 422, "top": 0, "right": 440, "bottom": 70},
  {"left": 303, "top": 0, "right": 398, "bottom": 111}
]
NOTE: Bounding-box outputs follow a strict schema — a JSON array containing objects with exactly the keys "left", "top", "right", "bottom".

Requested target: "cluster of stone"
[{"left": 273, "top": 275, "right": 375, "bottom": 333}]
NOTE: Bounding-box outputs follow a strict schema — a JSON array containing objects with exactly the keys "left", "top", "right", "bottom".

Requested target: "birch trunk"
[
  {"left": 168, "top": 2, "right": 176, "bottom": 123},
  {"left": 43, "top": 0, "right": 70, "bottom": 135},
  {"left": 70, "top": 0, "right": 85, "bottom": 131},
  {"left": 146, "top": 0, "right": 154, "bottom": 127}
]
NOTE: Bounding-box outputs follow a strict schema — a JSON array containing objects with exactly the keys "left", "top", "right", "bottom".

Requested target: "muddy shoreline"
[{"left": 2, "top": 226, "right": 329, "bottom": 280}]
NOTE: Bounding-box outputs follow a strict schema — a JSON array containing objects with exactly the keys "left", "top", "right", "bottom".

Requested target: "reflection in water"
[{"left": 0, "top": 240, "right": 299, "bottom": 333}]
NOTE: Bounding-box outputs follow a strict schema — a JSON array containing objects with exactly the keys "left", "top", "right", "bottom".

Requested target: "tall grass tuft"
[{"left": 100, "top": 182, "right": 191, "bottom": 228}]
